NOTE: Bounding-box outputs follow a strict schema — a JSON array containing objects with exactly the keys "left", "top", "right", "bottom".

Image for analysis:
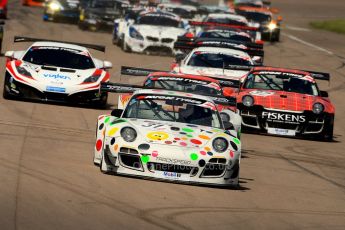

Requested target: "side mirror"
[
  {"left": 175, "top": 53, "right": 186, "bottom": 63},
  {"left": 111, "top": 109, "right": 123, "bottom": 117},
  {"left": 252, "top": 56, "right": 263, "bottom": 65},
  {"left": 223, "top": 87, "right": 235, "bottom": 97},
  {"left": 320, "top": 90, "right": 329, "bottom": 98},
  {"left": 103, "top": 61, "right": 113, "bottom": 70},
  {"left": 270, "top": 8, "right": 279, "bottom": 14},
  {"left": 5, "top": 51, "right": 14, "bottom": 59},
  {"left": 223, "top": 121, "right": 234, "bottom": 130},
  {"left": 277, "top": 16, "right": 283, "bottom": 22}
]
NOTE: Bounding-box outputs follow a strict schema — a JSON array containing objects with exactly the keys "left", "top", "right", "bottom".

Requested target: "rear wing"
[
  {"left": 101, "top": 82, "right": 236, "bottom": 106},
  {"left": 121, "top": 66, "right": 168, "bottom": 76},
  {"left": 14, "top": 36, "right": 106, "bottom": 52},
  {"left": 174, "top": 37, "right": 264, "bottom": 57},
  {"left": 303, "top": 70, "right": 330, "bottom": 81},
  {"left": 189, "top": 21, "right": 259, "bottom": 31}
]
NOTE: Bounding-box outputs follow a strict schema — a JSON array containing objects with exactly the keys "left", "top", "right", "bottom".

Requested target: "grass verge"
[{"left": 310, "top": 19, "right": 345, "bottom": 34}]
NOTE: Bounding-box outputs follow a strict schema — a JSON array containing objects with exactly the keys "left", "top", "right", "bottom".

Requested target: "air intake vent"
[{"left": 60, "top": 68, "right": 76, "bottom": 73}]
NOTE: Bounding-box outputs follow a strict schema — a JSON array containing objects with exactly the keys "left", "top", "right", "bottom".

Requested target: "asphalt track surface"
[{"left": 0, "top": 0, "right": 344, "bottom": 229}]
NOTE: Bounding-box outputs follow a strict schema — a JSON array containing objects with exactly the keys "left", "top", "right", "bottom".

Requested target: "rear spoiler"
[
  {"left": 189, "top": 21, "right": 259, "bottom": 31},
  {"left": 303, "top": 70, "right": 330, "bottom": 81},
  {"left": 121, "top": 66, "right": 168, "bottom": 76},
  {"left": 101, "top": 82, "right": 236, "bottom": 106},
  {"left": 174, "top": 37, "right": 264, "bottom": 57},
  {"left": 14, "top": 36, "right": 106, "bottom": 52}
]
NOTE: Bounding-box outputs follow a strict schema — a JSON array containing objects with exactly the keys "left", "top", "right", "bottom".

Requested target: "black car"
[
  {"left": 43, "top": 0, "right": 88, "bottom": 23},
  {"left": 78, "top": 0, "right": 129, "bottom": 32}
]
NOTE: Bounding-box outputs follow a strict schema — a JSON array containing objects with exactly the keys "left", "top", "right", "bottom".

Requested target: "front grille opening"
[
  {"left": 119, "top": 154, "right": 142, "bottom": 169},
  {"left": 242, "top": 116, "right": 258, "bottom": 126},
  {"left": 305, "top": 123, "right": 323, "bottom": 132},
  {"left": 60, "top": 68, "right": 76, "bottom": 73},
  {"left": 41, "top": 66, "right": 58, "bottom": 71},
  {"left": 146, "top": 36, "right": 159, "bottom": 42},
  {"left": 162, "top": 38, "right": 174, "bottom": 43},
  {"left": 190, "top": 167, "right": 199, "bottom": 177},
  {"left": 147, "top": 162, "right": 196, "bottom": 174},
  {"left": 201, "top": 164, "right": 226, "bottom": 177},
  {"left": 208, "top": 158, "right": 226, "bottom": 164},
  {"left": 119, "top": 147, "right": 138, "bottom": 154}
]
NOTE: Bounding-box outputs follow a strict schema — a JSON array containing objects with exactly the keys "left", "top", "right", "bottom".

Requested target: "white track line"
[
  {"left": 285, "top": 25, "right": 311, "bottom": 32},
  {"left": 283, "top": 33, "right": 334, "bottom": 55}
]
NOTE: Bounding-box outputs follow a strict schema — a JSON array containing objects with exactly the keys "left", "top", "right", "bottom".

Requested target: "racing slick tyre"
[
  {"left": 321, "top": 115, "right": 334, "bottom": 141},
  {"left": 3, "top": 72, "right": 13, "bottom": 99},
  {"left": 122, "top": 41, "right": 131, "bottom": 53},
  {"left": 272, "top": 32, "right": 280, "bottom": 42},
  {"left": 94, "top": 94, "right": 108, "bottom": 109},
  {"left": 99, "top": 151, "right": 112, "bottom": 174}
]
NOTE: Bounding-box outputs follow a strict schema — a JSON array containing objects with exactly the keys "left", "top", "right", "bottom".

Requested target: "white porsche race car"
[
  {"left": 3, "top": 36, "right": 112, "bottom": 107},
  {"left": 113, "top": 10, "right": 189, "bottom": 55},
  {"left": 94, "top": 88, "right": 241, "bottom": 187}
]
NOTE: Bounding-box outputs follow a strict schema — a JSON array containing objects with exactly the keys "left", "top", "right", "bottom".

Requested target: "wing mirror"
[
  {"left": 103, "top": 61, "right": 113, "bottom": 70},
  {"left": 320, "top": 90, "right": 329, "bottom": 98},
  {"left": 223, "top": 121, "right": 234, "bottom": 130},
  {"left": 111, "top": 109, "right": 123, "bottom": 117},
  {"left": 5, "top": 51, "right": 14, "bottom": 59}
]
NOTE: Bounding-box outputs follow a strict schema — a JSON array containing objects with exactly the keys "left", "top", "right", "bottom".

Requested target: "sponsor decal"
[
  {"left": 46, "top": 86, "right": 66, "bottom": 93},
  {"left": 156, "top": 156, "right": 192, "bottom": 165},
  {"left": 163, "top": 171, "right": 181, "bottom": 178},
  {"left": 31, "top": 46, "right": 83, "bottom": 54},
  {"left": 262, "top": 111, "right": 306, "bottom": 123},
  {"left": 155, "top": 77, "right": 208, "bottom": 85},
  {"left": 249, "top": 90, "right": 274, "bottom": 96},
  {"left": 141, "top": 95, "right": 203, "bottom": 105},
  {"left": 254, "top": 71, "right": 305, "bottom": 78},
  {"left": 43, "top": 73, "right": 71, "bottom": 80}
]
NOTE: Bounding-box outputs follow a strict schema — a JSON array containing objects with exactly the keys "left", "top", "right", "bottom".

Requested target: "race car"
[
  {"left": 171, "top": 40, "right": 259, "bottom": 84},
  {"left": 43, "top": 0, "right": 87, "bottom": 23},
  {"left": 204, "top": 13, "right": 249, "bottom": 26},
  {"left": 0, "top": 20, "right": 4, "bottom": 52},
  {"left": 94, "top": 88, "right": 242, "bottom": 187},
  {"left": 236, "top": 67, "right": 335, "bottom": 140},
  {"left": 158, "top": 2, "right": 199, "bottom": 20},
  {"left": 0, "top": 0, "right": 7, "bottom": 19},
  {"left": 78, "top": 0, "right": 129, "bottom": 31},
  {"left": 116, "top": 66, "right": 242, "bottom": 134},
  {"left": 22, "top": 0, "right": 45, "bottom": 7},
  {"left": 113, "top": 10, "right": 189, "bottom": 55},
  {"left": 3, "top": 36, "right": 112, "bottom": 107},
  {"left": 235, "top": 6, "right": 282, "bottom": 42}
]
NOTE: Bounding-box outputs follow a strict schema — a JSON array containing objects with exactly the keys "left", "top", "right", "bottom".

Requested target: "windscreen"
[
  {"left": 123, "top": 94, "right": 222, "bottom": 128},
  {"left": 188, "top": 51, "right": 252, "bottom": 68},
  {"left": 206, "top": 18, "right": 247, "bottom": 26},
  {"left": 244, "top": 72, "right": 319, "bottom": 95},
  {"left": 200, "top": 31, "right": 252, "bottom": 43},
  {"left": 23, "top": 46, "right": 95, "bottom": 69},
  {"left": 237, "top": 11, "right": 271, "bottom": 23},
  {"left": 137, "top": 15, "right": 180, "bottom": 27}
]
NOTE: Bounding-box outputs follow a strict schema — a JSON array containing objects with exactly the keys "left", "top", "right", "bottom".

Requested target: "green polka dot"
[
  {"left": 190, "top": 153, "right": 198, "bottom": 161},
  {"left": 182, "top": 128, "right": 194, "bottom": 133},
  {"left": 110, "top": 119, "right": 126, "bottom": 125},
  {"left": 233, "top": 138, "right": 240, "bottom": 145},
  {"left": 141, "top": 155, "right": 150, "bottom": 164},
  {"left": 187, "top": 134, "right": 193, "bottom": 138},
  {"left": 104, "top": 117, "right": 110, "bottom": 123}
]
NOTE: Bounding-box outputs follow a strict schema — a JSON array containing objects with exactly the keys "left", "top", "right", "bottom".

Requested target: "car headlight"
[
  {"left": 121, "top": 127, "right": 137, "bottom": 142},
  {"left": 16, "top": 66, "right": 32, "bottom": 78},
  {"left": 220, "top": 112, "right": 230, "bottom": 122},
  {"left": 313, "top": 103, "right": 324, "bottom": 114},
  {"left": 242, "top": 95, "right": 254, "bottom": 107},
  {"left": 212, "top": 138, "right": 228, "bottom": 153},
  {"left": 48, "top": 1, "right": 63, "bottom": 11},
  {"left": 129, "top": 27, "right": 144, "bottom": 40},
  {"left": 268, "top": 22, "right": 277, "bottom": 31},
  {"left": 83, "top": 74, "right": 101, "bottom": 83}
]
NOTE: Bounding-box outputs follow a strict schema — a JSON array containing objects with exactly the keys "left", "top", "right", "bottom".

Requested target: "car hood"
[
  {"left": 240, "top": 89, "right": 334, "bottom": 113},
  {"left": 111, "top": 118, "right": 230, "bottom": 148},
  {"left": 133, "top": 25, "right": 186, "bottom": 39},
  {"left": 176, "top": 66, "right": 249, "bottom": 81}
]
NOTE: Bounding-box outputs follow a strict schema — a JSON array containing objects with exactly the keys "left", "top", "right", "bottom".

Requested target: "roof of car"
[
  {"left": 30, "top": 42, "right": 90, "bottom": 52},
  {"left": 132, "top": 89, "right": 215, "bottom": 102}
]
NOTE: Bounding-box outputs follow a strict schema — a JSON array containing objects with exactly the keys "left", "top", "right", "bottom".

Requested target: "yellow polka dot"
[
  {"left": 205, "top": 147, "right": 211, "bottom": 151},
  {"left": 108, "top": 127, "right": 119, "bottom": 136}
]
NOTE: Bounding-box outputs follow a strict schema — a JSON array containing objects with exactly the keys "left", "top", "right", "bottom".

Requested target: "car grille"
[
  {"left": 161, "top": 38, "right": 174, "bottom": 43},
  {"left": 146, "top": 36, "right": 159, "bottom": 42}
]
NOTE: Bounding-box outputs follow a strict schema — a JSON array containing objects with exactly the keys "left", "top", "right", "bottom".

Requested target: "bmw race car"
[
  {"left": 94, "top": 88, "right": 242, "bottom": 187},
  {"left": 43, "top": 0, "right": 87, "bottom": 23},
  {"left": 3, "top": 36, "right": 112, "bottom": 107},
  {"left": 113, "top": 10, "right": 189, "bottom": 55},
  {"left": 115, "top": 66, "right": 242, "bottom": 134},
  {"left": 158, "top": 2, "right": 199, "bottom": 20},
  {"left": 236, "top": 67, "right": 335, "bottom": 140}
]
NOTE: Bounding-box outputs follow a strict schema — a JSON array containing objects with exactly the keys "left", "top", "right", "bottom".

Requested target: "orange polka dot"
[
  {"left": 114, "top": 144, "right": 118, "bottom": 152},
  {"left": 199, "top": 135, "right": 210, "bottom": 140},
  {"left": 182, "top": 137, "right": 188, "bottom": 140},
  {"left": 204, "top": 147, "right": 211, "bottom": 151}
]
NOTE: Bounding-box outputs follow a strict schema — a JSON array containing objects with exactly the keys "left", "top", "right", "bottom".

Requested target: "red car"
[
  {"left": 22, "top": 0, "right": 45, "bottom": 7},
  {"left": 236, "top": 67, "right": 335, "bottom": 140},
  {"left": 0, "top": 0, "right": 7, "bottom": 19}
]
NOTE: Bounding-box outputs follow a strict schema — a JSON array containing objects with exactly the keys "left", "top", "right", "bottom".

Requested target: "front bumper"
[
  {"left": 238, "top": 104, "right": 332, "bottom": 137},
  {"left": 4, "top": 76, "right": 106, "bottom": 105},
  {"left": 101, "top": 136, "right": 240, "bottom": 186},
  {"left": 126, "top": 36, "right": 176, "bottom": 55}
]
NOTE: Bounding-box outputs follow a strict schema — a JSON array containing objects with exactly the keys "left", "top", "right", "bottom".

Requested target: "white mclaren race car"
[
  {"left": 113, "top": 10, "right": 189, "bottom": 55},
  {"left": 3, "top": 36, "right": 112, "bottom": 107},
  {"left": 94, "top": 89, "right": 241, "bottom": 187},
  {"left": 172, "top": 46, "right": 255, "bottom": 86}
]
